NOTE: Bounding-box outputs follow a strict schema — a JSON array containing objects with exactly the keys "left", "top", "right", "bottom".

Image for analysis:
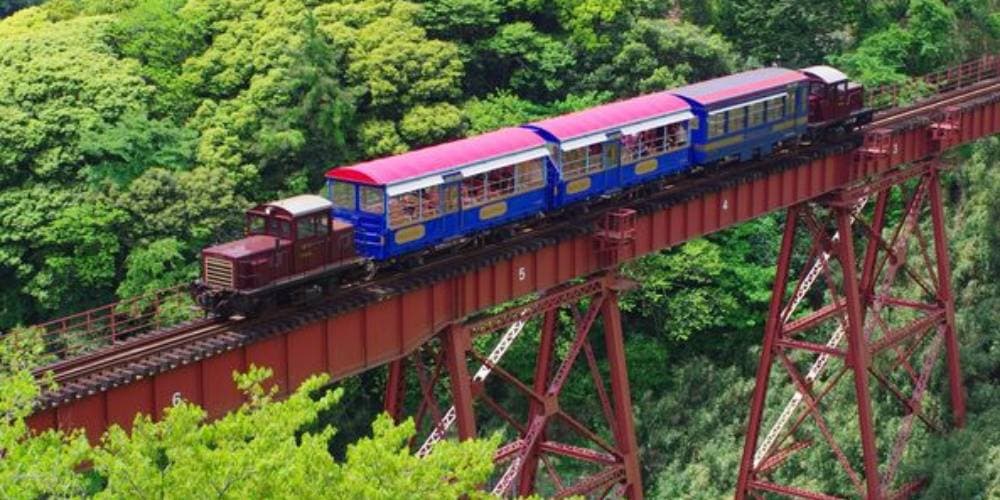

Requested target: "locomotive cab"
[{"left": 802, "top": 65, "right": 868, "bottom": 128}]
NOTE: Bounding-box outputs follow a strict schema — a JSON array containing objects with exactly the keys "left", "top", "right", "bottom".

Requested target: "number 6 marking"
[
  {"left": 172, "top": 392, "right": 183, "bottom": 406},
  {"left": 518, "top": 267, "right": 527, "bottom": 282}
]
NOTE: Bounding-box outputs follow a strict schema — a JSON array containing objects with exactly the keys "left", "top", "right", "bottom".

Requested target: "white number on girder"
[
  {"left": 722, "top": 199, "right": 729, "bottom": 211},
  {"left": 172, "top": 392, "right": 183, "bottom": 406},
  {"left": 517, "top": 267, "right": 527, "bottom": 282}
]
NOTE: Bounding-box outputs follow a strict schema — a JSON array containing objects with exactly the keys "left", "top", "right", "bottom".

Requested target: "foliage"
[
  {"left": 831, "top": 0, "right": 962, "bottom": 85},
  {"left": 0, "top": 327, "right": 91, "bottom": 498},
  {"left": 585, "top": 18, "right": 738, "bottom": 97},
  {"left": 715, "top": 0, "right": 856, "bottom": 67},
  {"left": 620, "top": 219, "right": 777, "bottom": 342}
]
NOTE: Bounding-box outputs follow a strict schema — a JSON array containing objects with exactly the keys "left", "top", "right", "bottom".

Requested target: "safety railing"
[
  {"left": 865, "top": 54, "right": 1000, "bottom": 109},
  {"left": 11, "top": 285, "right": 200, "bottom": 362}
]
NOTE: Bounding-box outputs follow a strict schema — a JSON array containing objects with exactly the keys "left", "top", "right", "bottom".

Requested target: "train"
[{"left": 191, "top": 65, "right": 872, "bottom": 317}]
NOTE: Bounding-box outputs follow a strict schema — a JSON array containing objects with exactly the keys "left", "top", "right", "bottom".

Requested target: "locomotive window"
[
  {"left": 296, "top": 214, "right": 328, "bottom": 239},
  {"left": 315, "top": 214, "right": 329, "bottom": 236},
  {"left": 515, "top": 159, "right": 545, "bottom": 192},
  {"left": 331, "top": 182, "right": 356, "bottom": 210},
  {"left": 247, "top": 215, "right": 266, "bottom": 235},
  {"left": 360, "top": 186, "right": 384, "bottom": 214},
  {"left": 748, "top": 103, "right": 765, "bottom": 127},
  {"left": 269, "top": 218, "right": 292, "bottom": 239},
  {"left": 727, "top": 108, "right": 745, "bottom": 133},
  {"left": 708, "top": 112, "right": 726, "bottom": 138},
  {"left": 767, "top": 97, "right": 786, "bottom": 122}
]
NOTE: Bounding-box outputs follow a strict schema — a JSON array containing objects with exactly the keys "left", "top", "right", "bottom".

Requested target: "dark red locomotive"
[
  {"left": 192, "top": 194, "right": 366, "bottom": 316},
  {"left": 802, "top": 65, "right": 872, "bottom": 130}
]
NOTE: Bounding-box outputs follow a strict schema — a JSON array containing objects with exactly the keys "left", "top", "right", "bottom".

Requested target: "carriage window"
[
  {"left": 462, "top": 174, "right": 487, "bottom": 206},
  {"left": 247, "top": 215, "right": 266, "bottom": 235},
  {"left": 389, "top": 192, "right": 420, "bottom": 227},
  {"left": 604, "top": 142, "right": 619, "bottom": 169},
  {"left": 388, "top": 187, "right": 441, "bottom": 228},
  {"left": 767, "top": 97, "right": 786, "bottom": 122},
  {"left": 562, "top": 143, "right": 606, "bottom": 179},
  {"left": 515, "top": 159, "right": 545, "bottom": 192},
  {"left": 443, "top": 184, "right": 459, "bottom": 213},
  {"left": 420, "top": 187, "right": 439, "bottom": 219},
  {"left": 331, "top": 182, "right": 356, "bottom": 210},
  {"left": 727, "top": 108, "right": 746, "bottom": 132},
  {"left": 360, "top": 186, "right": 384, "bottom": 214},
  {"left": 666, "top": 122, "right": 688, "bottom": 151},
  {"left": 748, "top": 102, "right": 765, "bottom": 127},
  {"left": 708, "top": 112, "right": 726, "bottom": 138},
  {"left": 487, "top": 166, "right": 516, "bottom": 200}
]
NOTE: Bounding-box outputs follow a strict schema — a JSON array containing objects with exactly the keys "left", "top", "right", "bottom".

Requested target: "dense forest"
[{"left": 0, "top": 0, "right": 998, "bottom": 497}]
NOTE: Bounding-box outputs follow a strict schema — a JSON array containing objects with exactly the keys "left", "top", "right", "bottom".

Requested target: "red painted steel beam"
[{"left": 928, "top": 168, "right": 967, "bottom": 427}]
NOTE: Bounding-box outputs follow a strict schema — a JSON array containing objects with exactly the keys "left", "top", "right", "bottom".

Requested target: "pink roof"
[
  {"left": 326, "top": 128, "right": 547, "bottom": 186},
  {"left": 671, "top": 68, "right": 808, "bottom": 107},
  {"left": 529, "top": 92, "right": 691, "bottom": 140}
]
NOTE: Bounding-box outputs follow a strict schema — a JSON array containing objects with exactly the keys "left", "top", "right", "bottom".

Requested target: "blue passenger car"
[
  {"left": 524, "top": 92, "right": 694, "bottom": 208},
  {"left": 325, "top": 128, "right": 553, "bottom": 260},
  {"left": 671, "top": 68, "right": 811, "bottom": 165}
]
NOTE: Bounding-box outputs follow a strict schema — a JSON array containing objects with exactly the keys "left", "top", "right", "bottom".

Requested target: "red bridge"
[{"left": 23, "top": 56, "right": 1000, "bottom": 499}]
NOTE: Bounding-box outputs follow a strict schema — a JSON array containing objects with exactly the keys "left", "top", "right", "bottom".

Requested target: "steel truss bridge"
[{"left": 21, "top": 56, "right": 1000, "bottom": 499}]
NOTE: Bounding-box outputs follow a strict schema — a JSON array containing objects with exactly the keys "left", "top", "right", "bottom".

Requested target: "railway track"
[
  {"left": 34, "top": 74, "right": 1000, "bottom": 407},
  {"left": 871, "top": 78, "right": 1000, "bottom": 128}
]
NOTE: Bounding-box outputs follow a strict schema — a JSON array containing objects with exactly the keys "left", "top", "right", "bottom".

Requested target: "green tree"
[
  {"left": 316, "top": 0, "right": 463, "bottom": 155},
  {"left": 481, "top": 22, "right": 576, "bottom": 100},
  {"left": 181, "top": 0, "right": 355, "bottom": 198},
  {"left": 584, "top": 18, "right": 738, "bottom": 97},
  {"left": 0, "top": 328, "right": 91, "bottom": 498},
  {"left": 717, "top": 0, "right": 855, "bottom": 67},
  {"left": 93, "top": 365, "right": 499, "bottom": 498}
]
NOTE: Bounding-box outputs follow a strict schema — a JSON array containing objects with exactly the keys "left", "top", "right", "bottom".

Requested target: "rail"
[{"left": 865, "top": 54, "right": 1000, "bottom": 110}]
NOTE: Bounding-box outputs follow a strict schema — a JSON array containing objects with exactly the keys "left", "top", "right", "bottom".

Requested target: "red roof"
[
  {"left": 529, "top": 92, "right": 691, "bottom": 140},
  {"left": 326, "top": 128, "right": 547, "bottom": 186},
  {"left": 671, "top": 67, "right": 808, "bottom": 107}
]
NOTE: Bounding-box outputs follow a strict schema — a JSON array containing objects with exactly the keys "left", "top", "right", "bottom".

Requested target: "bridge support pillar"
[
  {"left": 384, "top": 272, "right": 642, "bottom": 498},
  {"left": 736, "top": 161, "right": 965, "bottom": 499}
]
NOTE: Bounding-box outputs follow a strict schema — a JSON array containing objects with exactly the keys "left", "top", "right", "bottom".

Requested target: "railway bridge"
[{"left": 22, "top": 56, "right": 1000, "bottom": 499}]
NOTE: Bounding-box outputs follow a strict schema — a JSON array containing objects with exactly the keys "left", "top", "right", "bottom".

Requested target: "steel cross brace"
[
  {"left": 386, "top": 272, "right": 643, "bottom": 498},
  {"left": 736, "top": 161, "right": 966, "bottom": 499}
]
